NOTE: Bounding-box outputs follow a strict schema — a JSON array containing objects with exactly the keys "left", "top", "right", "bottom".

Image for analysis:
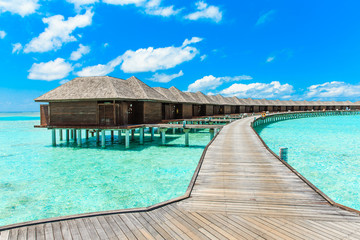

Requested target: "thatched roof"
[
  {"left": 35, "top": 76, "right": 134, "bottom": 102},
  {"left": 185, "top": 92, "right": 204, "bottom": 104},
  {"left": 196, "top": 92, "right": 216, "bottom": 104},
  {"left": 231, "top": 97, "right": 246, "bottom": 105},
  {"left": 169, "top": 86, "right": 196, "bottom": 103},
  {"left": 126, "top": 76, "right": 169, "bottom": 102},
  {"left": 153, "top": 87, "right": 177, "bottom": 102}
]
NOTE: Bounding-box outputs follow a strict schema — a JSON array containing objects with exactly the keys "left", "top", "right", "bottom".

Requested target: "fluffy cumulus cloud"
[
  {"left": 70, "top": 44, "right": 91, "bottom": 61},
  {"left": 306, "top": 81, "right": 360, "bottom": 99},
  {"left": 0, "top": 0, "right": 39, "bottom": 17},
  {"left": 28, "top": 58, "right": 73, "bottom": 81},
  {"left": 66, "top": 0, "right": 98, "bottom": 8},
  {"left": 256, "top": 10, "right": 276, "bottom": 26},
  {"left": 220, "top": 81, "right": 294, "bottom": 99},
  {"left": 187, "top": 75, "right": 252, "bottom": 92},
  {"left": 77, "top": 56, "right": 122, "bottom": 76},
  {"left": 24, "top": 9, "right": 93, "bottom": 53},
  {"left": 77, "top": 37, "right": 202, "bottom": 76},
  {"left": 0, "top": 30, "right": 6, "bottom": 39},
  {"left": 266, "top": 56, "right": 275, "bottom": 63},
  {"left": 149, "top": 70, "right": 184, "bottom": 83},
  {"left": 12, "top": 43, "right": 22, "bottom": 54},
  {"left": 185, "top": 1, "right": 222, "bottom": 23}
]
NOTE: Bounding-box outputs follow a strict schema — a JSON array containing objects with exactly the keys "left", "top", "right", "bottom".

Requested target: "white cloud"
[
  {"left": 182, "top": 36, "right": 203, "bottom": 47},
  {"left": 103, "top": 43, "right": 109, "bottom": 48},
  {"left": 0, "top": 0, "right": 39, "bottom": 17},
  {"left": 220, "top": 81, "right": 294, "bottom": 99},
  {"left": 306, "top": 81, "right": 360, "bottom": 99},
  {"left": 70, "top": 44, "right": 90, "bottom": 61},
  {"left": 24, "top": 9, "right": 93, "bottom": 53},
  {"left": 187, "top": 75, "right": 252, "bottom": 92},
  {"left": 12, "top": 43, "right": 22, "bottom": 54},
  {"left": 59, "top": 79, "right": 70, "bottom": 84},
  {"left": 0, "top": 30, "right": 6, "bottom": 39},
  {"left": 200, "top": 54, "right": 207, "bottom": 61},
  {"left": 28, "top": 58, "right": 73, "bottom": 81},
  {"left": 145, "top": 5, "right": 180, "bottom": 17},
  {"left": 102, "top": 0, "right": 146, "bottom": 6},
  {"left": 185, "top": 1, "right": 222, "bottom": 23},
  {"left": 66, "top": 0, "right": 98, "bottom": 8},
  {"left": 149, "top": 70, "right": 184, "bottom": 83},
  {"left": 78, "top": 37, "right": 202, "bottom": 75},
  {"left": 256, "top": 10, "right": 276, "bottom": 26},
  {"left": 266, "top": 56, "right": 275, "bottom": 63},
  {"left": 77, "top": 56, "right": 122, "bottom": 76}
]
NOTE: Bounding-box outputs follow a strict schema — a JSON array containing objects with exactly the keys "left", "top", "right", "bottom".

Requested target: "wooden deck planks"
[{"left": 2, "top": 117, "right": 360, "bottom": 239}]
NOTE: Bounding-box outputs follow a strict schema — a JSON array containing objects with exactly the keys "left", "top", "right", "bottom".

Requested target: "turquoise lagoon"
[
  {"left": 255, "top": 115, "right": 360, "bottom": 211},
  {"left": 0, "top": 112, "right": 211, "bottom": 226}
]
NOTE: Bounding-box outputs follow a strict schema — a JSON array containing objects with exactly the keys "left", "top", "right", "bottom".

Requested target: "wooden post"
[
  {"left": 85, "top": 130, "right": 89, "bottom": 140},
  {"left": 139, "top": 128, "right": 144, "bottom": 145},
  {"left": 96, "top": 130, "right": 100, "bottom": 143},
  {"left": 279, "top": 147, "right": 288, "bottom": 162},
  {"left": 70, "top": 129, "right": 74, "bottom": 140},
  {"left": 150, "top": 127, "right": 154, "bottom": 141},
  {"left": 52, "top": 129, "right": 56, "bottom": 146},
  {"left": 183, "top": 129, "right": 190, "bottom": 146},
  {"left": 101, "top": 130, "right": 106, "bottom": 148},
  {"left": 111, "top": 130, "right": 114, "bottom": 142},
  {"left": 131, "top": 130, "right": 135, "bottom": 141},
  {"left": 118, "top": 130, "right": 122, "bottom": 143},
  {"left": 125, "top": 129, "right": 130, "bottom": 149},
  {"left": 73, "top": 129, "right": 77, "bottom": 142},
  {"left": 59, "top": 129, "right": 63, "bottom": 141},
  {"left": 209, "top": 128, "right": 215, "bottom": 140},
  {"left": 160, "top": 128, "right": 167, "bottom": 145},
  {"left": 77, "top": 129, "right": 82, "bottom": 147},
  {"left": 66, "top": 129, "right": 69, "bottom": 142},
  {"left": 172, "top": 128, "right": 176, "bottom": 134}
]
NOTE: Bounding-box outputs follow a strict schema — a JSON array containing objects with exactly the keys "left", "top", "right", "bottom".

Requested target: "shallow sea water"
[
  {"left": 0, "top": 113, "right": 210, "bottom": 226},
  {"left": 255, "top": 115, "right": 360, "bottom": 211}
]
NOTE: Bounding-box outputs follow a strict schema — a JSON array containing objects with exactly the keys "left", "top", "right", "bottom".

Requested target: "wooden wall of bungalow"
[{"left": 41, "top": 100, "right": 168, "bottom": 127}]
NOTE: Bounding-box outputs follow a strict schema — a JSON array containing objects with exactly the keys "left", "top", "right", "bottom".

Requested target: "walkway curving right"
[{"left": 1, "top": 117, "right": 360, "bottom": 239}]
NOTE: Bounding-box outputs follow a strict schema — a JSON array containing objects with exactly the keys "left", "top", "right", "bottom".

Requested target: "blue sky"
[{"left": 1, "top": 0, "right": 360, "bottom": 111}]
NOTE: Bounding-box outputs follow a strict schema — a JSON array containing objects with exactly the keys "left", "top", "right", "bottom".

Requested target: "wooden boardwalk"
[{"left": 2, "top": 117, "right": 360, "bottom": 239}]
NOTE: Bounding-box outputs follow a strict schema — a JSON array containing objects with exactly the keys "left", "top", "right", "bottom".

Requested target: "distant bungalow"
[{"left": 35, "top": 76, "right": 359, "bottom": 128}]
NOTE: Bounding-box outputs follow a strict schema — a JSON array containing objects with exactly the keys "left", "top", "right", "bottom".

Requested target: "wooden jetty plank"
[{"left": 3, "top": 116, "right": 360, "bottom": 239}]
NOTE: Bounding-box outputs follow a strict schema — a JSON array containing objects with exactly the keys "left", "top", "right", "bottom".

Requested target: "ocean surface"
[
  {"left": 255, "top": 115, "right": 360, "bottom": 211},
  {"left": 0, "top": 112, "right": 210, "bottom": 226}
]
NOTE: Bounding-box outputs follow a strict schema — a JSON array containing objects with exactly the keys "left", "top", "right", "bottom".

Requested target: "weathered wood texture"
[
  {"left": 224, "top": 105, "right": 231, "bottom": 114},
  {"left": 3, "top": 118, "right": 360, "bottom": 239},
  {"left": 49, "top": 101, "right": 98, "bottom": 126},
  {"left": 205, "top": 105, "right": 214, "bottom": 116},
  {"left": 143, "top": 102, "right": 162, "bottom": 124},
  {"left": 182, "top": 104, "right": 193, "bottom": 119},
  {"left": 40, "top": 105, "right": 49, "bottom": 126}
]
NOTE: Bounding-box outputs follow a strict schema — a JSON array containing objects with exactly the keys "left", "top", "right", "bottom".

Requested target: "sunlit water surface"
[
  {"left": 0, "top": 112, "right": 210, "bottom": 226},
  {"left": 255, "top": 115, "right": 360, "bottom": 211}
]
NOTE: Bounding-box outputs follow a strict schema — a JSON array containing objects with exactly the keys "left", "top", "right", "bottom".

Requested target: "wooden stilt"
[
  {"left": 85, "top": 130, "right": 89, "bottom": 139},
  {"left": 66, "top": 129, "right": 69, "bottom": 142},
  {"left": 96, "top": 130, "right": 100, "bottom": 143},
  {"left": 77, "top": 130, "right": 82, "bottom": 147},
  {"left": 71, "top": 129, "right": 74, "bottom": 140},
  {"left": 131, "top": 130, "right": 135, "bottom": 141},
  {"left": 160, "top": 128, "right": 167, "bottom": 145},
  {"left": 59, "top": 129, "right": 63, "bottom": 141},
  {"left": 150, "top": 127, "right": 154, "bottom": 141},
  {"left": 139, "top": 128, "right": 144, "bottom": 145},
  {"left": 183, "top": 129, "right": 190, "bottom": 146},
  {"left": 125, "top": 130, "right": 130, "bottom": 149},
  {"left": 73, "top": 129, "right": 77, "bottom": 142},
  {"left": 52, "top": 129, "right": 56, "bottom": 146},
  {"left": 209, "top": 128, "right": 215, "bottom": 140},
  {"left": 118, "top": 130, "right": 122, "bottom": 143},
  {"left": 101, "top": 130, "right": 106, "bottom": 148}
]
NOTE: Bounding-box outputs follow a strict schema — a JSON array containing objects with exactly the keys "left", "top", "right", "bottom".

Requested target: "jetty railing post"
[
  {"left": 59, "top": 129, "right": 63, "bottom": 141},
  {"left": 77, "top": 129, "right": 82, "bottom": 147},
  {"left": 118, "top": 130, "right": 122, "bottom": 143},
  {"left": 279, "top": 147, "right": 288, "bottom": 162},
  {"left": 184, "top": 128, "right": 190, "bottom": 146},
  {"left": 139, "top": 128, "right": 144, "bottom": 145},
  {"left": 101, "top": 130, "right": 106, "bottom": 148},
  {"left": 209, "top": 128, "right": 215, "bottom": 140},
  {"left": 52, "top": 129, "right": 56, "bottom": 146},
  {"left": 125, "top": 129, "right": 130, "bottom": 149}
]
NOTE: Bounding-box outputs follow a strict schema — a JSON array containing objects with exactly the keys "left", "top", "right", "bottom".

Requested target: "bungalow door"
[{"left": 99, "top": 104, "right": 119, "bottom": 126}]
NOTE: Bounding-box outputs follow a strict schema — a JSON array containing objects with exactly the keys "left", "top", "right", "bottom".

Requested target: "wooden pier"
[{"left": 2, "top": 117, "right": 360, "bottom": 239}]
